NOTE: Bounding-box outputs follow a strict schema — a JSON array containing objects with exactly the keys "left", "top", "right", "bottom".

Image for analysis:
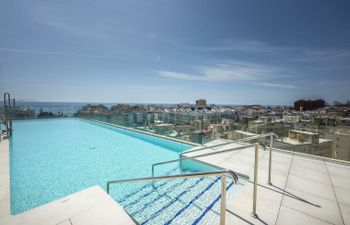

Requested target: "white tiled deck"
[
  {"left": 0, "top": 140, "right": 136, "bottom": 225},
  {"left": 183, "top": 140, "right": 350, "bottom": 225}
]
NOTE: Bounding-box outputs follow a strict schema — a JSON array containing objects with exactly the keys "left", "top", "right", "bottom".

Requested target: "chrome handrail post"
[
  {"left": 268, "top": 133, "right": 273, "bottom": 185},
  {"left": 220, "top": 174, "right": 226, "bottom": 225},
  {"left": 8, "top": 94, "right": 12, "bottom": 137},
  {"left": 3, "top": 92, "right": 12, "bottom": 138},
  {"left": 251, "top": 143, "right": 259, "bottom": 218}
]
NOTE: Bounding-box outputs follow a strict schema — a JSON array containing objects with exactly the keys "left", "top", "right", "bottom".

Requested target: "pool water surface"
[{"left": 10, "top": 118, "right": 193, "bottom": 214}]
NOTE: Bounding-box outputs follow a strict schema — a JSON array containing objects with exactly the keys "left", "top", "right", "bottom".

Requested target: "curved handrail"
[{"left": 107, "top": 169, "right": 238, "bottom": 193}]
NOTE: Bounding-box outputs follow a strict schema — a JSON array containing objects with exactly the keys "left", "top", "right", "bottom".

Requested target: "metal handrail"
[
  {"left": 236, "top": 132, "right": 278, "bottom": 185},
  {"left": 153, "top": 134, "right": 279, "bottom": 218},
  {"left": 179, "top": 132, "right": 278, "bottom": 157},
  {"left": 178, "top": 140, "right": 236, "bottom": 156},
  {"left": 152, "top": 144, "right": 256, "bottom": 178},
  {"left": 3, "top": 92, "right": 12, "bottom": 137},
  {"left": 107, "top": 169, "right": 239, "bottom": 225},
  {"left": 237, "top": 132, "right": 278, "bottom": 142}
]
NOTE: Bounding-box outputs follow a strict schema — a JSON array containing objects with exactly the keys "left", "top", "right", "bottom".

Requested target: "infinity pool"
[{"left": 10, "top": 118, "right": 193, "bottom": 214}]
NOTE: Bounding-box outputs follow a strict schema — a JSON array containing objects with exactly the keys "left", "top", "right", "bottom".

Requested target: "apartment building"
[{"left": 275, "top": 130, "right": 333, "bottom": 157}]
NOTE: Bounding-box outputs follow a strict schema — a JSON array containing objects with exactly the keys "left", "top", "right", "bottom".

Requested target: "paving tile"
[
  {"left": 238, "top": 181, "right": 284, "bottom": 204},
  {"left": 20, "top": 198, "right": 68, "bottom": 225},
  {"left": 0, "top": 183, "right": 10, "bottom": 202},
  {"left": 244, "top": 167, "right": 288, "bottom": 190},
  {"left": 286, "top": 175, "right": 336, "bottom": 201},
  {"left": 292, "top": 156, "right": 327, "bottom": 173},
  {"left": 334, "top": 186, "right": 350, "bottom": 206},
  {"left": 0, "top": 174, "right": 9, "bottom": 189},
  {"left": 239, "top": 148, "right": 266, "bottom": 160},
  {"left": 282, "top": 187, "right": 343, "bottom": 225},
  {"left": 326, "top": 162, "right": 350, "bottom": 179},
  {"left": 259, "top": 160, "right": 291, "bottom": 175},
  {"left": 0, "top": 215, "right": 22, "bottom": 225},
  {"left": 228, "top": 153, "right": 256, "bottom": 164},
  {"left": 61, "top": 186, "right": 113, "bottom": 218},
  {"left": 339, "top": 203, "right": 350, "bottom": 225},
  {"left": 270, "top": 151, "right": 293, "bottom": 163},
  {"left": 0, "top": 163, "right": 9, "bottom": 175},
  {"left": 289, "top": 165, "right": 331, "bottom": 185},
  {"left": 18, "top": 186, "right": 136, "bottom": 225},
  {"left": 227, "top": 192, "right": 281, "bottom": 225},
  {"left": 226, "top": 207, "right": 277, "bottom": 225},
  {"left": 226, "top": 180, "right": 284, "bottom": 225},
  {"left": 329, "top": 174, "right": 350, "bottom": 190},
  {"left": 196, "top": 155, "right": 227, "bottom": 166},
  {"left": 276, "top": 206, "right": 332, "bottom": 225},
  {"left": 0, "top": 198, "right": 10, "bottom": 218},
  {"left": 70, "top": 201, "right": 135, "bottom": 225},
  {"left": 217, "top": 159, "right": 252, "bottom": 176},
  {"left": 260, "top": 150, "right": 288, "bottom": 162}
]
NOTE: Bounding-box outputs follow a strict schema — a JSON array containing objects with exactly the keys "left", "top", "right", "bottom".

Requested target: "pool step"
[{"left": 112, "top": 169, "right": 238, "bottom": 225}]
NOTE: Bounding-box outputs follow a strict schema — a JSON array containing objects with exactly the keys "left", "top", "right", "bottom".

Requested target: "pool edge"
[{"left": 84, "top": 118, "right": 199, "bottom": 147}]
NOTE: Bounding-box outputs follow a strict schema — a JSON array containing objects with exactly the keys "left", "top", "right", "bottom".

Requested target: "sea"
[
  {"left": 2, "top": 102, "right": 175, "bottom": 117},
  {"left": 9, "top": 102, "right": 89, "bottom": 116}
]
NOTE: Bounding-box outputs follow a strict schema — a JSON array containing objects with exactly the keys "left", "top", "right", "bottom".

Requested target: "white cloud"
[
  {"left": 259, "top": 82, "right": 298, "bottom": 89},
  {"left": 158, "top": 60, "right": 279, "bottom": 81},
  {"left": 292, "top": 49, "right": 350, "bottom": 62},
  {"left": 167, "top": 39, "right": 350, "bottom": 63},
  {"left": 0, "top": 47, "right": 92, "bottom": 57},
  {"left": 166, "top": 39, "right": 293, "bottom": 53},
  {"left": 158, "top": 71, "right": 205, "bottom": 81}
]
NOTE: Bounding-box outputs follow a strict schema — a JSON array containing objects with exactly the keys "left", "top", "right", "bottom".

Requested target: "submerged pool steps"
[
  {"left": 117, "top": 168, "right": 179, "bottom": 204},
  {"left": 112, "top": 168, "right": 236, "bottom": 225}
]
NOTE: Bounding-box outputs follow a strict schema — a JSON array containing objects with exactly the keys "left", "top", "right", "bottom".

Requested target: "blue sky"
[{"left": 0, "top": 0, "right": 349, "bottom": 105}]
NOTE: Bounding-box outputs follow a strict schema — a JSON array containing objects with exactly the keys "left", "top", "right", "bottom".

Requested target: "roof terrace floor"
[{"left": 183, "top": 140, "right": 350, "bottom": 225}]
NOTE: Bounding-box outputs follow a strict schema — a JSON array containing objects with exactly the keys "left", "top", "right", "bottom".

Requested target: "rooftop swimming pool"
[
  {"left": 10, "top": 119, "right": 189, "bottom": 212},
  {"left": 10, "top": 118, "right": 243, "bottom": 224}
]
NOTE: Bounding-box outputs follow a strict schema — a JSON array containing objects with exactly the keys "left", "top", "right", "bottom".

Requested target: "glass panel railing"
[{"left": 2, "top": 101, "right": 349, "bottom": 162}]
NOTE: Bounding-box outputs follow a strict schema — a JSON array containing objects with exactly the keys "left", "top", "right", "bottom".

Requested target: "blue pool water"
[{"left": 10, "top": 118, "right": 193, "bottom": 214}]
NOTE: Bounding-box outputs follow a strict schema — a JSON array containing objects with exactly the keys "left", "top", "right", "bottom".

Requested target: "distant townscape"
[{"left": 1, "top": 98, "right": 350, "bottom": 161}]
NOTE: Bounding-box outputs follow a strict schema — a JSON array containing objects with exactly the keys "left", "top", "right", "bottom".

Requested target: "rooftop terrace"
[
  {"left": 1, "top": 136, "right": 350, "bottom": 225},
  {"left": 183, "top": 140, "right": 350, "bottom": 225}
]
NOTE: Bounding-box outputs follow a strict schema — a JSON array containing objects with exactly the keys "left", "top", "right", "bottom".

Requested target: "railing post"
[
  {"left": 251, "top": 144, "right": 259, "bottom": 218},
  {"left": 8, "top": 95, "right": 12, "bottom": 137},
  {"left": 220, "top": 174, "right": 226, "bottom": 225},
  {"left": 268, "top": 133, "right": 273, "bottom": 185}
]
